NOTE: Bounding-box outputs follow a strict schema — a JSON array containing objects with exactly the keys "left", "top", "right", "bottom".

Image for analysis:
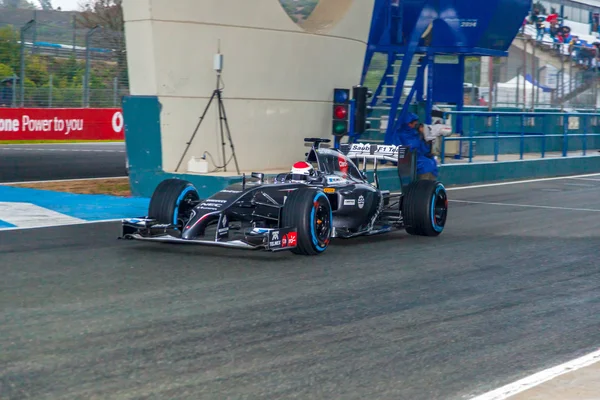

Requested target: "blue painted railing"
[{"left": 440, "top": 111, "right": 600, "bottom": 164}]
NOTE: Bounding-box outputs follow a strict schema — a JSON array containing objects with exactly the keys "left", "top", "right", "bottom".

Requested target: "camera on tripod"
[{"left": 175, "top": 47, "right": 240, "bottom": 175}]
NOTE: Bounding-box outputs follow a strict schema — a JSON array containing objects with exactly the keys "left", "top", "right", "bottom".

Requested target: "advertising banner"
[{"left": 0, "top": 108, "right": 124, "bottom": 141}]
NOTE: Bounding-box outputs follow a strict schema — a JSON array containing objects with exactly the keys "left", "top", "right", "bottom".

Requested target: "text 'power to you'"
[{"left": 0, "top": 115, "right": 84, "bottom": 135}]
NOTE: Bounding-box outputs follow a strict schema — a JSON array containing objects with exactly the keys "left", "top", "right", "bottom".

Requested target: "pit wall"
[
  {"left": 123, "top": 96, "right": 600, "bottom": 198},
  {"left": 121, "top": 0, "right": 374, "bottom": 174}
]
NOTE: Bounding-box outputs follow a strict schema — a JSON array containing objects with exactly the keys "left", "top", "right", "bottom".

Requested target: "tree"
[
  {"left": 38, "top": 0, "right": 53, "bottom": 10},
  {"left": 0, "top": 26, "right": 20, "bottom": 73},
  {"left": 0, "top": 0, "right": 36, "bottom": 8},
  {"left": 75, "top": 0, "right": 128, "bottom": 87},
  {"left": 77, "top": 0, "right": 123, "bottom": 33}
]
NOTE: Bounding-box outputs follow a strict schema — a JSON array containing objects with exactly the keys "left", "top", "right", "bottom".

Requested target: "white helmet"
[{"left": 290, "top": 161, "right": 315, "bottom": 182}]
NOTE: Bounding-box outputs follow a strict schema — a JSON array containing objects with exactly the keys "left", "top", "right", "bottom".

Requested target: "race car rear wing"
[{"left": 339, "top": 143, "right": 416, "bottom": 191}]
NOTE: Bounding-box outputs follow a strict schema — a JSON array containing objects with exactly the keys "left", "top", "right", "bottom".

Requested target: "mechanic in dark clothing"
[{"left": 391, "top": 113, "right": 438, "bottom": 180}]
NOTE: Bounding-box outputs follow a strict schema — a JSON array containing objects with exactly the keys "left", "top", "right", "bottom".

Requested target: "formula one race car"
[{"left": 120, "top": 138, "right": 448, "bottom": 255}]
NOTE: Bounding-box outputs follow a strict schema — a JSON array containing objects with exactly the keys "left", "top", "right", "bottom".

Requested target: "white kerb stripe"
[
  {"left": 0, "top": 202, "right": 84, "bottom": 228},
  {"left": 470, "top": 349, "right": 600, "bottom": 400}
]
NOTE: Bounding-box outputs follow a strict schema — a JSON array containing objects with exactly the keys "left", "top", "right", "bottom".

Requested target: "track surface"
[
  {"left": 0, "top": 143, "right": 126, "bottom": 182},
  {"left": 2, "top": 176, "right": 600, "bottom": 399}
]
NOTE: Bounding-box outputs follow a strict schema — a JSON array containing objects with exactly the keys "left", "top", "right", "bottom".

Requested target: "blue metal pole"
[
  {"left": 494, "top": 114, "right": 499, "bottom": 162},
  {"left": 441, "top": 136, "right": 446, "bottom": 164},
  {"left": 371, "top": 56, "right": 394, "bottom": 108},
  {"left": 583, "top": 115, "right": 587, "bottom": 155},
  {"left": 562, "top": 114, "right": 568, "bottom": 157},
  {"left": 456, "top": 55, "right": 465, "bottom": 135},
  {"left": 520, "top": 114, "right": 525, "bottom": 160},
  {"left": 425, "top": 51, "right": 434, "bottom": 124},
  {"left": 541, "top": 114, "right": 546, "bottom": 158},
  {"left": 348, "top": 99, "right": 356, "bottom": 143},
  {"left": 469, "top": 114, "right": 474, "bottom": 163},
  {"left": 386, "top": 14, "right": 435, "bottom": 139}
]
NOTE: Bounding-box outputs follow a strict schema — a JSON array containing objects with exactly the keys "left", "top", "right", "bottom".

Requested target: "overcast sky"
[{"left": 51, "top": 0, "right": 81, "bottom": 11}]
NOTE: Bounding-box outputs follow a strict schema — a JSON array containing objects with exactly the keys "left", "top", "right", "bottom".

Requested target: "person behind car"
[{"left": 392, "top": 113, "right": 438, "bottom": 180}]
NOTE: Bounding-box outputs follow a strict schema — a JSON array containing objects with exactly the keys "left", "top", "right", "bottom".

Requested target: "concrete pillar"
[{"left": 122, "top": 0, "right": 374, "bottom": 173}]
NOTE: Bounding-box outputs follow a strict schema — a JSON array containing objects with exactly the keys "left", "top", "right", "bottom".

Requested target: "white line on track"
[
  {"left": 0, "top": 176, "right": 129, "bottom": 185},
  {"left": 470, "top": 349, "right": 600, "bottom": 400},
  {"left": 445, "top": 173, "right": 600, "bottom": 191},
  {"left": 0, "top": 218, "right": 123, "bottom": 232},
  {"left": 568, "top": 177, "right": 600, "bottom": 182},
  {"left": 449, "top": 199, "right": 600, "bottom": 212}
]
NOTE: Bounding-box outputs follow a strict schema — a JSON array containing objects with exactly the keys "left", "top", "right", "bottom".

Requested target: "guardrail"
[{"left": 439, "top": 111, "right": 600, "bottom": 164}]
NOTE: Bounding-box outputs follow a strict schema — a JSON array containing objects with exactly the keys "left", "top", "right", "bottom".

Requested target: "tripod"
[{"left": 175, "top": 75, "right": 240, "bottom": 174}]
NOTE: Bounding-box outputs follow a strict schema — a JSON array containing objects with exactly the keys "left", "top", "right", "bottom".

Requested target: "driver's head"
[{"left": 290, "top": 161, "right": 315, "bottom": 182}]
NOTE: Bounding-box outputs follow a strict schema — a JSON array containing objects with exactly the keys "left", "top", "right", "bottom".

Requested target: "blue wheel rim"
[
  {"left": 173, "top": 186, "right": 199, "bottom": 229},
  {"left": 430, "top": 184, "right": 448, "bottom": 233},
  {"left": 310, "top": 191, "right": 332, "bottom": 251}
]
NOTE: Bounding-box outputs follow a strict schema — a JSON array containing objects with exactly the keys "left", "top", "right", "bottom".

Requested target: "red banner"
[{"left": 0, "top": 108, "right": 124, "bottom": 141}]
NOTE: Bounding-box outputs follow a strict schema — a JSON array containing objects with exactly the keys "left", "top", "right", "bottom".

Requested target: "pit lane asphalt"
[
  {"left": 1, "top": 175, "right": 600, "bottom": 400},
  {"left": 0, "top": 143, "right": 126, "bottom": 182}
]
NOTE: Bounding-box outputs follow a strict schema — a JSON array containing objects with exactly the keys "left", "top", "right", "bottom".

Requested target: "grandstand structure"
[
  {"left": 359, "top": 0, "right": 600, "bottom": 140},
  {"left": 507, "top": 0, "right": 600, "bottom": 109}
]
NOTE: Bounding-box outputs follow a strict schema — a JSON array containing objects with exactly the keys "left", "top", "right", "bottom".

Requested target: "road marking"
[
  {"left": 0, "top": 218, "right": 123, "bottom": 232},
  {"left": 0, "top": 202, "right": 85, "bottom": 228},
  {"left": 568, "top": 177, "right": 600, "bottom": 182},
  {"left": 0, "top": 176, "right": 129, "bottom": 185},
  {"left": 449, "top": 199, "right": 600, "bottom": 212},
  {"left": 562, "top": 182, "right": 596, "bottom": 187},
  {"left": 470, "top": 349, "right": 600, "bottom": 400},
  {"left": 446, "top": 173, "right": 600, "bottom": 191}
]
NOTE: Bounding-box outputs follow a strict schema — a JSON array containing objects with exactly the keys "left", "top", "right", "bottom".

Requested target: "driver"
[{"left": 289, "top": 161, "right": 316, "bottom": 183}]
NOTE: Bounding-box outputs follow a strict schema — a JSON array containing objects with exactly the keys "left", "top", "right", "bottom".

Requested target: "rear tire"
[
  {"left": 402, "top": 180, "right": 448, "bottom": 236},
  {"left": 282, "top": 188, "right": 332, "bottom": 255},
  {"left": 148, "top": 179, "right": 201, "bottom": 230}
]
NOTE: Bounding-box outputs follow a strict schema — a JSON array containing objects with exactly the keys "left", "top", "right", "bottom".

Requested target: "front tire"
[
  {"left": 402, "top": 180, "right": 448, "bottom": 236},
  {"left": 282, "top": 188, "right": 333, "bottom": 255},
  {"left": 148, "top": 179, "right": 201, "bottom": 230}
]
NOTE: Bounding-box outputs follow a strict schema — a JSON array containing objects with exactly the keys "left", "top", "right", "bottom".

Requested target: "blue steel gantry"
[{"left": 359, "top": 0, "right": 531, "bottom": 144}]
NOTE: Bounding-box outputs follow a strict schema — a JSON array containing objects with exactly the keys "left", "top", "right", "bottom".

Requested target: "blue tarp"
[{"left": 525, "top": 73, "right": 554, "bottom": 93}]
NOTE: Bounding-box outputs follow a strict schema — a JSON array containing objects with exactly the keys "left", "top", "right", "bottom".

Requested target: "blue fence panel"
[{"left": 440, "top": 111, "right": 600, "bottom": 163}]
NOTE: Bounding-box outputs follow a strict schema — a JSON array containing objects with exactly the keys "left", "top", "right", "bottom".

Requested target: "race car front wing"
[{"left": 119, "top": 217, "right": 299, "bottom": 252}]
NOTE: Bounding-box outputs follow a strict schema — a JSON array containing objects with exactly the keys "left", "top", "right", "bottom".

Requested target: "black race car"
[{"left": 120, "top": 138, "right": 448, "bottom": 255}]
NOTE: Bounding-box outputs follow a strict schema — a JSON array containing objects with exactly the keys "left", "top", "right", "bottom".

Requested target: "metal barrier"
[{"left": 440, "top": 111, "right": 600, "bottom": 164}]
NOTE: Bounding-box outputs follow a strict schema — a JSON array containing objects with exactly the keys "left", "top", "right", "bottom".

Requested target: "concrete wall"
[{"left": 122, "top": 0, "right": 374, "bottom": 174}]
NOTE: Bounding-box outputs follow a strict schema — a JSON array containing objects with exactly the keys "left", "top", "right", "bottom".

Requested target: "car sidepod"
[{"left": 328, "top": 182, "right": 382, "bottom": 234}]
